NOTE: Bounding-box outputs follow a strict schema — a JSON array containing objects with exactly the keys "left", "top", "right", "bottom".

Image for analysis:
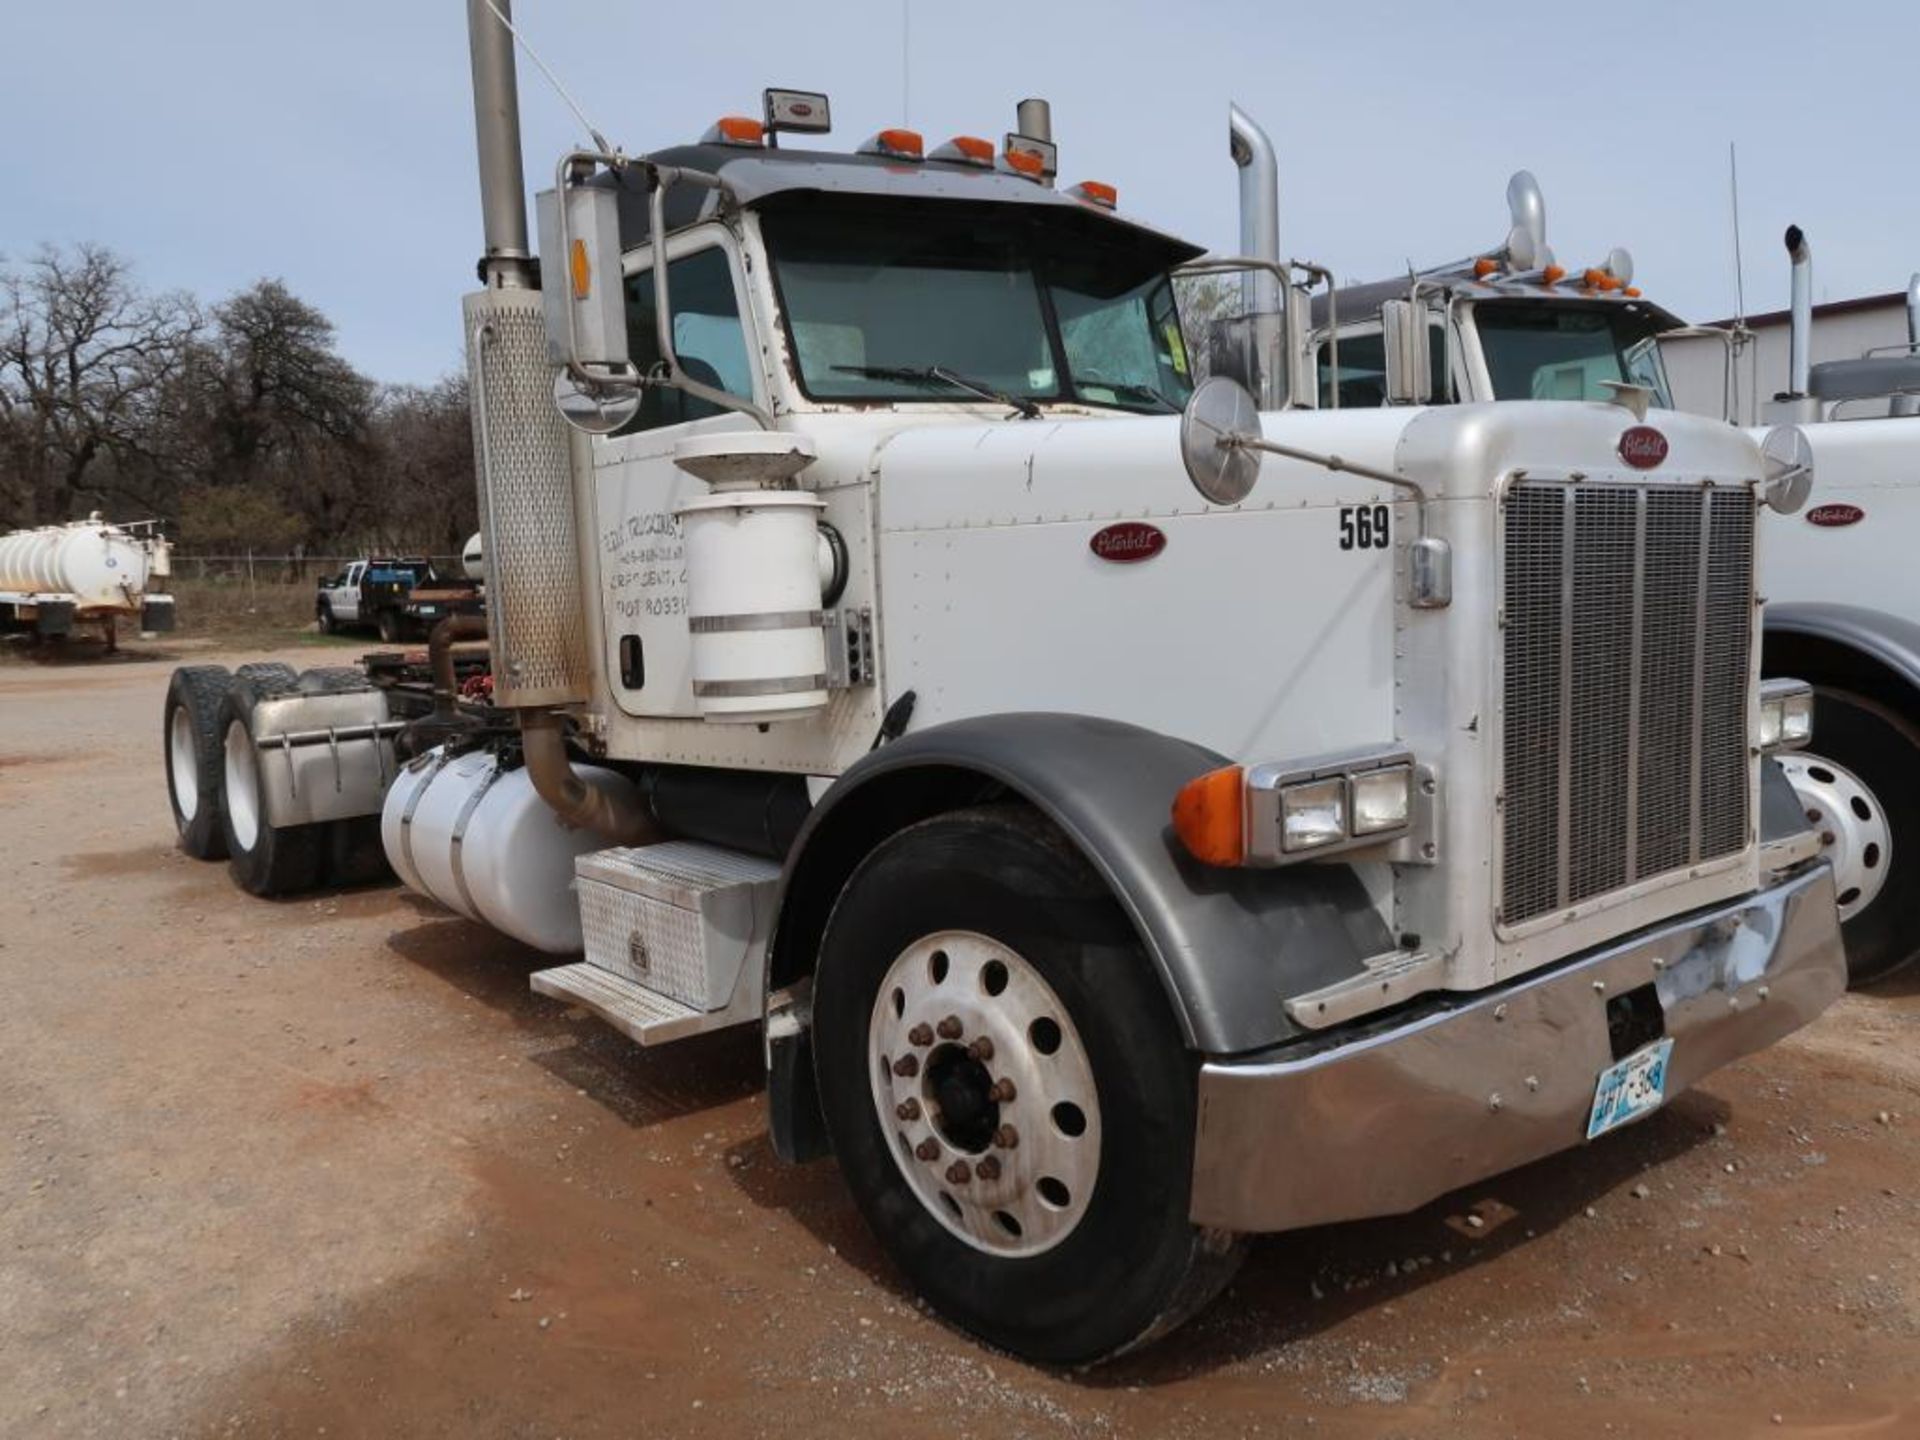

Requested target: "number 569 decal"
[{"left": 1339, "top": 505, "right": 1391, "bottom": 550}]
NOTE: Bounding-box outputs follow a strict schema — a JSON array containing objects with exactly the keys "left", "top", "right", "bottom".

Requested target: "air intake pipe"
[
  {"left": 1229, "top": 102, "right": 1286, "bottom": 409},
  {"left": 1786, "top": 225, "right": 1813, "bottom": 397}
]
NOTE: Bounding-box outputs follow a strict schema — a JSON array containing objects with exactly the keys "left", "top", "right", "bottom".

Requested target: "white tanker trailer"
[{"left": 0, "top": 513, "right": 174, "bottom": 648}]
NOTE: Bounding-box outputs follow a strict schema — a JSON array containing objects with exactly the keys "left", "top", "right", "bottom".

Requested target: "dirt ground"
[{"left": 2, "top": 642, "right": 1916, "bottom": 1440}]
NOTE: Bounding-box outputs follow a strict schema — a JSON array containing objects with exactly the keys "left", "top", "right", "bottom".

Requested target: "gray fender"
[
  {"left": 767, "top": 712, "right": 1395, "bottom": 1058},
  {"left": 1765, "top": 603, "right": 1920, "bottom": 710}
]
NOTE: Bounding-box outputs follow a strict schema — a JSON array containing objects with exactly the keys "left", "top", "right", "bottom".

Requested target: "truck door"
[
  {"left": 336, "top": 561, "right": 363, "bottom": 622},
  {"left": 590, "top": 232, "right": 765, "bottom": 718}
]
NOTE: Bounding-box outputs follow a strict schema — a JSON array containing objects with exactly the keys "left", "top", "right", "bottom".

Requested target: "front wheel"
[
  {"left": 376, "top": 609, "right": 402, "bottom": 645},
  {"left": 1779, "top": 687, "right": 1920, "bottom": 986},
  {"left": 316, "top": 601, "right": 336, "bottom": 635},
  {"left": 812, "top": 806, "right": 1242, "bottom": 1365}
]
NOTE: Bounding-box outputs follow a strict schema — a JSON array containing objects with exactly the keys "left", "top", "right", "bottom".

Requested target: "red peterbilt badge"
[
  {"left": 1806, "top": 503, "right": 1865, "bottom": 527},
  {"left": 1089, "top": 521, "right": 1166, "bottom": 563},
  {"left": 1617, "top": 425, "right": 1669, "bottom": 470}
]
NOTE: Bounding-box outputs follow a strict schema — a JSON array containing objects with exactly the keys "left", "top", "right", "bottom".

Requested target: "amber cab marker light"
[
  {"left": 1171, "top": 765, "right": 1247, "bottom": 867},
  {"left": 929, "top": 136, "right": 990, "bottom": 167},
  {"left": 1004, "top": 148, "right": 1045, "bottom": 177},
  {"left": 707, "top": 115, "right": 766, "bottom": 146},
  {"left": 1542, "top": 263, "right": 1566, "bottom": 284},
  {"left": 1071, "top": 180, "right": 1118, "bottom": 209},
  {"left": 1473, "top": 257, "right": 1499, "bottom": 278}
]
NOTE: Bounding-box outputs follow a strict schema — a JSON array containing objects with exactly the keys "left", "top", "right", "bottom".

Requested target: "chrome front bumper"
[{"left": 1189, "top": 863, "right": 1844, "bottom": 1232}]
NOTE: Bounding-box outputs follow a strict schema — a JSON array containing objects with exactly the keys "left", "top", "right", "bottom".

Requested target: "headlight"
[
  {"left": 1280, "top": 777, "right": 1347, "bottom": 853},
  {"left": 1759, "top": 679, "right": 1814, "bottom": 753},
  {"left": 1172, "top": 746, "right": 1419, "bottom": 867},
  {"left": 1351, "top": 764, "right": 1414, "bottom": 836}
]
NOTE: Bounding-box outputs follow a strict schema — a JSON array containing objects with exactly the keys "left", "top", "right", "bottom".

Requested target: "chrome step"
[{"left": 530, "top": 961, "right": 728, "bottom": 1047}]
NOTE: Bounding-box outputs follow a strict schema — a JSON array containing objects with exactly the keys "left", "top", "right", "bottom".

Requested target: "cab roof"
[{"left": 589, "top": 142, "right": 1205, "bottom": 263}]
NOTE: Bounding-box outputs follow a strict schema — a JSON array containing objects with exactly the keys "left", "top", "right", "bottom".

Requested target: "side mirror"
[
  {"left": 1758, "top": 425, "right": 1815, "bottom": 515},
  {"left": 1381, "top": 300, "right": 1432, "bottom": 406},
  {"left": 534, "top": 179, "right": 633, "bottom": 381},
  {"left": 1179, "top": 376, "right": 1262, "bottom": 504}
]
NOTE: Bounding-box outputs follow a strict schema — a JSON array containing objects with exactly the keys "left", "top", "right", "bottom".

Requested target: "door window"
[{"left": 619, "top": 246, "right": 755, "bottom": 434}]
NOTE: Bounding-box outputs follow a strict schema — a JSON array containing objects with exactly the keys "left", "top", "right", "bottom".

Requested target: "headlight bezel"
[{"left": 1241, "top": 747, "right": 1417, "bottom": 865}]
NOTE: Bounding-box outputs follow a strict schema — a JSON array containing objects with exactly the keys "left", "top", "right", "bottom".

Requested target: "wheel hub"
[
  {"left": 1779, "top": 751, "right": 1891, "bottom": 921},
  {"left": 867, "top": 930, "right": 1101, "bottom": 1258},
  {"left": 168, "top": 705, "right": 198, "bottom": 820}
]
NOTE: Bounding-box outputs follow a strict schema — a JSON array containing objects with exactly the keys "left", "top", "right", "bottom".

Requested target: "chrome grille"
[{"left": 1501, "top": 481, "right": 1755, "bottom": 927}]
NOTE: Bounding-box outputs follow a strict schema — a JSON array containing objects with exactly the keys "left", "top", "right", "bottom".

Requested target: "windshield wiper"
[
  {"left": 1072, "top": 370, "right": 1181, "bottom": 413},
  {"left": 832, "top": 364, "right": 1041, "bottom": 420}
]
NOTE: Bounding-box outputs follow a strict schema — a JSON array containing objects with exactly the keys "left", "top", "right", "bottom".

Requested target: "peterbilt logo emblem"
[
  {"left": 790, "top": 102, "right": 814, "bottom": 116},
  {"left": 1089, "top": 522, "right": 1166, "bottom": 563},
  {"left": 1806, "top": 503, "right": 1865, "bottom": 527},
  {"left": 1617, "top": 426, "right": 1669, "bottom": 469}
]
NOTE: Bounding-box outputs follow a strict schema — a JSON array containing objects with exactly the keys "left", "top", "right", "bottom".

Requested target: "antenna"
[
  {"left": 901, "top": 0, "right": 912, "bottom": 125},
  {"left": 481, "top": 0, "right": 615, "bottom": 155}
]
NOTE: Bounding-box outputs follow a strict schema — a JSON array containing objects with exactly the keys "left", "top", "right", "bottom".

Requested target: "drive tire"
[
  {"left": 218, "top": 673, "right": 323, "bottom": 897},
  {"left": 236, "top": 661, "right": 299, "bottom": 690},
  {"left": 811, "top": 805, "right": 1243, "bottom": 1366},
  {"left": 163, "top": 664, "right": 233, "bottom": 860},
  {"left": 1806, "top": 688, "right": 1920, "bottom": 986}
]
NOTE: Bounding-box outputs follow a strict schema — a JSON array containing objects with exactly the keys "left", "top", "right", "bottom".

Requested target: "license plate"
[
  {"left": 417, "top": 606, "right": 439, "bottom": 615},
  {"left": 1586, "top": 1037, "right": 1673, "bottom": 1141}
]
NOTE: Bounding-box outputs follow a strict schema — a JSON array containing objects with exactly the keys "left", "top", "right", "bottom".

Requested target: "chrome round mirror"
[
  {"left": 553, "top": 372, "right": 641, "bottom": 436},
  {"left": 1759, "top": 424, "right": 1815, "bottom": 514},
  {"left": 1179, "top": 376, "right": 1262, "bottom": 505}
]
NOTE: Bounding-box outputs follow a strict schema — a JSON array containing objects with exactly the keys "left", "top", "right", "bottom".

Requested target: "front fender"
[
  {"left": 1765, "top": 602, "right": 1920, "bottom": 702},
  {"left": 769, "top": 712, "right": 1395, "bottom": 1058}
]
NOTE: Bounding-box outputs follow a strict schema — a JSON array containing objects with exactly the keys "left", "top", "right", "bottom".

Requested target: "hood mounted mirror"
[
  {"left": 1179, "top": 376, "right": 1263, "bottom": 505},
  {"left": 1759, "top": 425, "right": 1815, "bottom": 514}
]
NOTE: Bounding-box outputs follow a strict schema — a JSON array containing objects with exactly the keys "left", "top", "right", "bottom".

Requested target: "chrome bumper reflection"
[{"left": 1189, "top": 863, "right": 1844, "bottom": 1232}]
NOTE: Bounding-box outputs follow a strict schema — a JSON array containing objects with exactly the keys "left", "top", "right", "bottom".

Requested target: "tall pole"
[{"left": 467, "top": 0, "right": 534, "bottom": 289}]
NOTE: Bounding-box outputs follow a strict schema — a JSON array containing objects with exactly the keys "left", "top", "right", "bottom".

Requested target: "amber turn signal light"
[{"left": 1171, "top": 765, "right": 1246, "bottom": 867}]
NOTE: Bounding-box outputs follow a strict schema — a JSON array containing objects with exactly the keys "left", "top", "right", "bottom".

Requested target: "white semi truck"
[
  {"left": 1224, "top": 115, "right": 1918, "bottom": 988},
  {"left": 158, "top": 6, "right": 1847, "bottom": 1361},
  {"left": 0, "top": 513, "right": 173, "bottom": 647}
]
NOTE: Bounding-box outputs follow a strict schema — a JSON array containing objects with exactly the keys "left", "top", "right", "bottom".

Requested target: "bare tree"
[{"left": 0, "top": 244, "right": 199, "bottom": 526}]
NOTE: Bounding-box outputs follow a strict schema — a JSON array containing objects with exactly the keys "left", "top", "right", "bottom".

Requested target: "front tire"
[
  {"left": 377, "top": 609, "right": 402, "bottom": 645},
  {"left": 1782, "top": 688, "right": 1920, "bottom": 985},
  {"left": 812, "top": 805, "right": 1242, "bottom": 1365},
  {"left": 163, "top": 665, "right": 233, "bottom": 859},
  {"left": 218, "top": 674, "right": 323, "bottom": 897},
  {"left": 316, "top": 601, "right": 336, "bottom": 635}
]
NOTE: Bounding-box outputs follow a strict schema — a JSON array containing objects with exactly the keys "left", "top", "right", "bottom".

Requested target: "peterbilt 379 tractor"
[
  {"left": 1218, "top": 96, "right": 1917, "bottom": 988},
  {"left": 158, "top": 3, "right": 1847, "bottom": 1362}
]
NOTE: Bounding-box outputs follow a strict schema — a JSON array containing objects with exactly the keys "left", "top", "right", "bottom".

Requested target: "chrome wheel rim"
[
  {"left": 168, "top": 706, "right": 198, "bottom": 821},
  {"left": 223, "top": 718, "right": 260, "bottom": 851},
  {"left": 867, "top": 930, "right": 1101, "bottom": 1257},
  {"left": 1780, "top": 751, "right": 1891, "bottom": 921}
]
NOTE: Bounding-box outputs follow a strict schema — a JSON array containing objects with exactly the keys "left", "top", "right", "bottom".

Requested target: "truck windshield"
[
  {"left": 759, "top": 202, "right": 1193, "bottom": 414},
  {"left": 1476, "top": 302, "right": 1673, "bottom": 407}
]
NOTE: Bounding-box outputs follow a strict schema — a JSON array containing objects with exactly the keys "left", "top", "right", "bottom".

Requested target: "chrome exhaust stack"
[
  {"left": 461, "top": 0, "right": 591, "bottom": 711},
  {"left": 1898, "top": 272, "right": 1920, "bottom": 417},
  {"left": 1229, "top": 102, "right": 1286, "bottom": 409},
  {"left": 1786, "top": 225, "right": 1813, "bottom": 397}
]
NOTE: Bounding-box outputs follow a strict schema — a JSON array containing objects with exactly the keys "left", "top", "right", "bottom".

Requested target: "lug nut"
[
  {"left": 1806, "top": 807, "right": 1823, "bottom": 824},
  {"left": 992, "top": 1124, "right": 1020, "bottom": 1150},
  {"left": 915, "top": 1138, "right": 940, "bottom": 1162},
  {"left": 936, "top": 1015, "right": 964, "bottom": 1040},
  {"left": 968, "top": 1037, "right": 995, "bottom": 1062},
  {"left": 895, "top": 1098, "right": 921, "bottom": 1122},
  {"left": 892, "top": 1054, "right": 920, "bottom": 1078},
  {"left": 945, "top": 1161, "right": 972, "bottom": 1185},
  {"left": 1821, "top": 830, "right": 1837, "bottom": 846},
  {"left": 907, "top": 1022, "right": 933, "bottom": 1047},
  {"left": 975, "top": 1156, "right": 1002, "bottom": 1182},
  {"left": 988, "top": 1078, "right": 1017, "bottom": 1104}
]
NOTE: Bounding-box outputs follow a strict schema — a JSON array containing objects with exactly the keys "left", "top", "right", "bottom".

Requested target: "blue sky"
[{"left": 4, "top": 0, "right": 1907, "bottom": 386}]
